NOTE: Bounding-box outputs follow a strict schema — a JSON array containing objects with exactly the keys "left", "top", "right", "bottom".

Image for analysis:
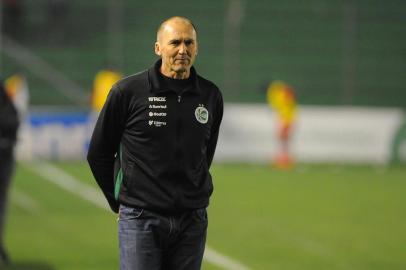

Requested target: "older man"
[{"left": 87, "top": 16, "right": 223, "bottom": 270}]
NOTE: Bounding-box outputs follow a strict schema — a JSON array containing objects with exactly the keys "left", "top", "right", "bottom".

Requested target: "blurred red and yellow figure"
[
  {"left": 5, "top": 73, "right": 29, "bottom": 118},
  {"left": 266, "top": 80, "right": 297, "bottom": 168}
]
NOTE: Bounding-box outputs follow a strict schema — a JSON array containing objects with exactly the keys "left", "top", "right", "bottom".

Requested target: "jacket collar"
[{"left": 148, "top": 59, "right": 201, "bottom": 94}]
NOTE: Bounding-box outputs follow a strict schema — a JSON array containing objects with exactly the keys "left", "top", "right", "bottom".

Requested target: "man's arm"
[
  {"left": 87, "top": 86, "right": 126, "bottom": 213},
  {"left": 206, "top": 93, "right": 224, "bottom": 168}
]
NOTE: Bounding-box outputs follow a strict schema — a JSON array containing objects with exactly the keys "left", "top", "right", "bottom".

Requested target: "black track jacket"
[{"left": 87, "top": 60, "right": 223, "bottom": 213}]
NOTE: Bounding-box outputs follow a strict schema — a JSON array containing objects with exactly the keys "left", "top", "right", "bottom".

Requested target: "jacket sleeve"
[
  {"left": 87, "top": 86, "right": 126, "bottom": 213},
  {"left": 206, "top": 92, "right": 224, "bottom": 168}
]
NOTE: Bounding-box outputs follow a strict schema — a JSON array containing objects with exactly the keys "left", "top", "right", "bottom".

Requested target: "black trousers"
[
  {"left": 118, "top": 204, "right": 208, "bottom": 270},
  {"left": 0, "top": 154, "right": 15, "bottom": 247}
]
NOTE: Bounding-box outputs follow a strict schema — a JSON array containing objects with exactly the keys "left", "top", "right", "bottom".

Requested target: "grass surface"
[{"left": 4, "top": 162, "right": 406, "bottom": 269}]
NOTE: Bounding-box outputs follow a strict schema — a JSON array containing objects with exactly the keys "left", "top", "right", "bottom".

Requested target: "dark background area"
[{"left": 1, "top": 0, "right": 405, "bottom": 107}]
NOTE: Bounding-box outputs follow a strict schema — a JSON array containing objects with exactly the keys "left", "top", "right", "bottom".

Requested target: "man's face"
[{"left": 155, "top": 20, "right": 198, "bottom": 76}]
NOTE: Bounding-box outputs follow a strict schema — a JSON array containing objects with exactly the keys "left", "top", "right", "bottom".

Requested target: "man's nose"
[{"left": 179, "top": 42, "right": 187, "bottom": 54}]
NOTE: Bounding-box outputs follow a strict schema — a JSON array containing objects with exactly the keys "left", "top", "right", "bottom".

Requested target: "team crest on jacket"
[{"left": 195, "top": 105, "right": 209, "bottom": 124}]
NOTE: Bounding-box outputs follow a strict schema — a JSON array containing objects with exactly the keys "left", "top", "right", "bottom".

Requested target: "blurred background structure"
[
  {"left": 1, "top": 1, "right": 406, "bottom": 270},
  {"left": 1, "top": 0, "right": 405, "bottom": 164},
  {"left": 1, "top": 0, "right": 405, "bottom": 106}
]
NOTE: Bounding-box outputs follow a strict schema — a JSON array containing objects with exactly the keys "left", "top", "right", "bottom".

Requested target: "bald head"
[
  {"left": 154, "top": 16, "right": 199, "bottom": 79},
  {"left": 156, "top": 16, "right": 197, "bottom": 43}
]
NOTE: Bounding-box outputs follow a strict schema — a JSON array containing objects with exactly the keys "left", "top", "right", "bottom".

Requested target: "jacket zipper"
[
  {"left": 175, "top": 94, "right": 182, "bottom": 164},
  {"left": 175, "top": 93, "right": 182, "bottom": 207}
]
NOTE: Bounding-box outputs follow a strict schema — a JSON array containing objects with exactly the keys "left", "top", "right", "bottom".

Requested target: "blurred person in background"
[
  {"left": 90, "top": 66, "right": 122, "bottom": 113},
  {"left": 267, "top": 80, "right": 297, "bottom": 169},
  {"left": 87, "top": 16, "right": 223, "bottom": 270},
  {"left": 0, "top": 79, "right": 20, "bottom": 266},
  {"left": 5, "top": 72, "right": 30, "bottom": 119}
]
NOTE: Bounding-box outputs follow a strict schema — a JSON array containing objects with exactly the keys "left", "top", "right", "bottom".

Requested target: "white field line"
[
  {"left": 11, "top": 188, "right": 41, "bottom": 213},
  {"left": 25, "top": 161, "right": 252, "bottom": 270},
  {"left": 203, "top": 248, "right": 251, "bottom": 270},
  {"left": 25, "top": 162, "right": 109, "bottom": 211}
]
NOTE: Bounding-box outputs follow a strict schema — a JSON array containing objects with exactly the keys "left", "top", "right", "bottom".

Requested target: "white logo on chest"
[
  {"left": 148, "top": 96, "right": 167, "bottom": 127},
  {"left": 195, "top": 105, "right": 209, "bottom": 124},
  {"left": 148, "top": 97, "right": 166, "bottom": 102}
]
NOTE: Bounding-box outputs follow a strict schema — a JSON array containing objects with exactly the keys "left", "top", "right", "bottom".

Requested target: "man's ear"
[{"left": 155, "top": 42, "right": 161, "bottom": 56}]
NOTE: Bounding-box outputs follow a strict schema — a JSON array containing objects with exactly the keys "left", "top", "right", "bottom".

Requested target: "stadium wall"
[
  {"left": 217, "top": 104, "right": 405, "bottom": 164},
  {"left": 16, "top": 105, "right": 406, "bottom": 165}
]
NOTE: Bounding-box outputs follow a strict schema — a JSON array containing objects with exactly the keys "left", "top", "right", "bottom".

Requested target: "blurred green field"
[{"left": 4, "top": 162, "right": 406, "bottom": 270}]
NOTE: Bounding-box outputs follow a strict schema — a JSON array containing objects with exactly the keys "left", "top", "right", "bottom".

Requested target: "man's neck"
[{"left": 160, "top": 67, "right": 190, "bottom": 79}]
